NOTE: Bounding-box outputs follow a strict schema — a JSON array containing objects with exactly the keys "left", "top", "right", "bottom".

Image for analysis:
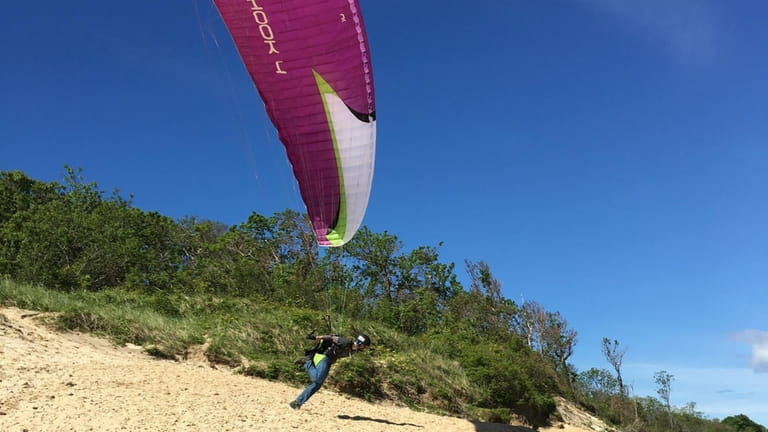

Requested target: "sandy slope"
[{"left": 0, "top": 307, "right": 607, "bottom": 432}]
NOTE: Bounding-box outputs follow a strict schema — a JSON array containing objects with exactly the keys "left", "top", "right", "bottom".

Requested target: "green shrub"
[{"left": 332, "top": 354, "right": 383, "bottom": 401}]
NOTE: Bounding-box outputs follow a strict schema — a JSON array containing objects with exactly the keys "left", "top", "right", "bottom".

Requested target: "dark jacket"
[{"left": 318, "top": 335, "right": 353, "bottom": 363}]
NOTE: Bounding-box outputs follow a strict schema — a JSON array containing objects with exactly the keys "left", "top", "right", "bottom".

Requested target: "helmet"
[{"left": 355, "top": 333, "right": 371, "bottom": 347}]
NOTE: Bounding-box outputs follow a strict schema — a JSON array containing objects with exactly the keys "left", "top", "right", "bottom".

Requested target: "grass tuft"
[{"left": 0, "top": 278, "right": 494, "bottom": 420}]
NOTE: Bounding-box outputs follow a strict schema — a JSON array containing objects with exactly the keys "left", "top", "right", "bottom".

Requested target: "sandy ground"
[{"left": 0, "top": 307, "right": 607, "bottom": 432}]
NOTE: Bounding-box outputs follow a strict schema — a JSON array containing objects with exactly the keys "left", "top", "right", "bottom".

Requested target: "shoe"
[{"left": 289, "top": 400, "right": 301, "bottom": 410}]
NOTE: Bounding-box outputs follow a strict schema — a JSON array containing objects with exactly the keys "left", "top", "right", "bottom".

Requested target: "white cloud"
[{"left": 732, "top": 330, "right": 768, "bottom": 373}]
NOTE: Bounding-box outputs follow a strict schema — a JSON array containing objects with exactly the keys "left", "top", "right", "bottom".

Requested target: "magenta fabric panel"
[{"left": 214, "top": 0, "right": 376, "bottom": 243}]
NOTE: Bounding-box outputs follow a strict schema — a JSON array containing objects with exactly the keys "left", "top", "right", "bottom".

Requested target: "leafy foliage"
[
  {"left": 1, "top": 168, "right": 764, "bottom": 431},
  {"left": 722, "top": 414, "right": 768, "bottom": 432}
]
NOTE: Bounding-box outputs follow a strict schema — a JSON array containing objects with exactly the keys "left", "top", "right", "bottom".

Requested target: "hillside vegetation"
[{"left": 1, "top": 168, "right": 764, "bottom": 432}]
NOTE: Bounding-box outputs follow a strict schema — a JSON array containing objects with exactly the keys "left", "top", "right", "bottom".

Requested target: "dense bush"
[{"left": 2, "top": 168, "right": 764, "bottom": 431}]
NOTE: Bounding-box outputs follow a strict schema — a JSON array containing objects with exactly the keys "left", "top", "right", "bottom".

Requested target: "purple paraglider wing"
[{"left": 214, "top": 0, "right": 376, "bottom": 246}]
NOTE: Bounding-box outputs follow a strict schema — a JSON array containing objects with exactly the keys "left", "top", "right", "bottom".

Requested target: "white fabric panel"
[{"left": 324, "top": 92, "right": 376, "bottom": 245}]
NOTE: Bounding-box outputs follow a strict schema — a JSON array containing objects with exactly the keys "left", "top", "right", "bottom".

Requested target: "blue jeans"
[{"left": 294, "top": 356, "right": 330, "bottom": 406}]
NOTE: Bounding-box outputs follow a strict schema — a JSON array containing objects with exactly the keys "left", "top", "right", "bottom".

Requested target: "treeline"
[{"left": 0, "top": 168, "right": 763, "bottom": 431}]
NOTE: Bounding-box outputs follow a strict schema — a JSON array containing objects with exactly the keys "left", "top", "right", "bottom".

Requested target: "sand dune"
[{"left": 0, "top": 307, "right": 608, "bottom": 432}]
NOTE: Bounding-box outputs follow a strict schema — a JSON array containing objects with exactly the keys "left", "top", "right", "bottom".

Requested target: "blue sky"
[{"left": 2, "top": 1, "right": 767, "bottom": 425}]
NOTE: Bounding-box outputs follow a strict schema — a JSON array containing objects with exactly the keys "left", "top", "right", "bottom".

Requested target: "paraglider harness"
[{"left": 296, "top": 330, "right": 339, "bottom": 367}]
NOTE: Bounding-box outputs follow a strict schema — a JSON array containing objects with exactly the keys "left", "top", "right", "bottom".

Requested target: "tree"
[
  {"left": 0, "top": 170, "right": 62, "bottom": 277},
  {"left": 392, "top": 244, "right": 459, "bottom": 335},
  {"left": 515, "top": 300, "right": 546, "bottom": 351},
  {"left": 577, "top": 367, "right": 619, "bottom": 398},
  {"left": 0, "top": 170, "right": 61, "bottom": 224},
  {"left": 3, "top": 168, "right": 186, "bottom": 292},
  {"left": 541, "top": 311, "right": 577, "bottom": 382},
  {"left": 236, "top": 210, "right": 323, "bottom": 303},
  {"left": 654, "top": 370, "right": 674, "bottom": 428},
  {"left": 462, "top": 260, "right": 517, "bottom": 339},
  {"left": 513, "top": 301, "right": 577, "bottom": 383},
  {"left": 343, "top": 227, "right": 402, "bottom": 324},
  {"left": 722, "top": 414, "right": 768, "bottom": 432},
  {"left": 601, "top": 338, "right": 627, "bottom": 397}
]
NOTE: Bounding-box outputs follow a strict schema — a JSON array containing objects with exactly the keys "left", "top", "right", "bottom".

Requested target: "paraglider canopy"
[{"left": 214, "top": 0, "right": 377, "bottom": 247}]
